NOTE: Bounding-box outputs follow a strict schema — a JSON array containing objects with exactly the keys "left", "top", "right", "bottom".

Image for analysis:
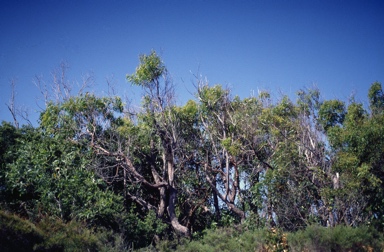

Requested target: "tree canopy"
[{"left": 1, "top": 51, "right": 384, "bottom": 250}]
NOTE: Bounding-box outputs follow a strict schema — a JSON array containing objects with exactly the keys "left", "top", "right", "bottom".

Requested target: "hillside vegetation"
[{"left": 1, "top": 51, "right": 384, "bottom": 251}]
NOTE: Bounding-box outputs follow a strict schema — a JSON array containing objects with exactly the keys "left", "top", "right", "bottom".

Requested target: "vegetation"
[{"left": 1, "top": 51, "right": 384, "bottom": 250}]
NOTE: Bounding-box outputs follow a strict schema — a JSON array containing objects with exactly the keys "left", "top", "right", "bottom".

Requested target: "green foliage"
[
  {"left": 318, "top": 99, "right": 346, "bottom": 131},
  {"left": 321, "top": 85, "right": 384, "bottom": 227},
  {"left": 175, "top": 227, "right": 247, "bottom": 252},
  {"left": 0, "top": 210, "right": 124, "bottom": 251},
  {"left": 0, "top": 210, "right": 45, "bottom": 251},
  {"left": 297, "top": 87, "right": 321, "bottom": 116},
  {"left": 0, "top": 121, "right": 20, "bottom": 166},
  {"left": 221, "top": 137, "right": 241, "bottom": 156},
  {"left": 287, "top": 224, "right": 384, "bottom": 252},
  {"left": 35, "top": 217, "right": 101, "bottom": 251},
  {"left": 0, "top": 122, "right": 24, "bottom": 206},
  {"left": 368, "top": 82, "right": 384, "bottom": 115},
  {"left": 173, "top": 227, "right": 290, "bottom": 252},
  {"left": 344, "top": 102, "right": 366, "bottom": 125},
  {"left": 2, "top": 120, "right": 123, "bottom": 228},
  {"left": 126, "top": 50, "right": 166, "bottom": 87},
  {"left": 161, "top": 225, "right": 384, "bottom": 252},
  {"left": 3, "top": 53, "right": 384, "bottom": 250},
  {"left": 273, "top": 95, "right": 296, "bottom": 118},
  {"left": 172, "top": 99, "right": 198, "bottom": 126},
  {"left": 40, "top": 93, "right": 123, "bottom": 137},
  {"left": 198, "top": 84, "right": 229, "bottom": 111},
  {"left": 123, "top": 209, "right": 168, "bottom": 248}
]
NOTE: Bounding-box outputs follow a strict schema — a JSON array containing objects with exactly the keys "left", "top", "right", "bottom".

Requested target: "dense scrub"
[
  {"left": 0, "top": 210, "right": 125, "bottom": 251},
  {"left": 4, "top": 211, "right": 381, "bottom": 252},
  {"left": 1, "top": 51, "right": 384, "bottom": 250},
  {"left": 170, "top": 225, "right": 384, "bottom": 252}
]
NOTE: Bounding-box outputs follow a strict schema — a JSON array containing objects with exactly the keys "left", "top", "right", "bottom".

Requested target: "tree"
[
  {"left": 318, "top": 100, "right": 346, "bottom": 131},
  {"left": 0, "top": 122, "right": 22, "bottom": 207},
  {"left": 246, "top": 88, "right": 340, "bottom": 230},
  {"left": 1, "top": 115, "right": 123, "bottom": 226},
  {"left": 318, "top": 83, "right": 384, "bottom": 228},
  {"left": 368, "top": 82, "right": 384, "bottom": 116},
  {"left": 126, "top": 50, "right": 191, "bottom": 236}
]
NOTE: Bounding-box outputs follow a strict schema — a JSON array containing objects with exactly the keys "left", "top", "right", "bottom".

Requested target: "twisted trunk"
[{"left": 165, "top": 151, "right": 190, "bottom": 236}]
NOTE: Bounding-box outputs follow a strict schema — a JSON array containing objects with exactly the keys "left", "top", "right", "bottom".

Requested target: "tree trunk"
[
  {"left": 168, "top": 186, "right": 190, "bottom": 237},
  {"left": 152, "top": 164, "right": 166, "bottom": 218},
  {"left": 212, "top": 178, "right": 221, "bottom": 221},
  {"left": 165, "top": 148, "right": 190, "bottom": 237}
]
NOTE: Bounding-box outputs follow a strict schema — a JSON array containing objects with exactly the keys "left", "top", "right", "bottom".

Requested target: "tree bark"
[
  {"left": 212, "top": 178, "right": 221, "bottom": 221},
  {"left": 167, "top": 186, "right": 190, "bottom": 237},
  {"left": 152, "top": 165, "right": 166, "bottom": 218},
  {"left": 164, "top": 145, "right": 190, "bottom": 237},
  {"left": 205, "top": 170, "right": 245, "bottom": 221}
]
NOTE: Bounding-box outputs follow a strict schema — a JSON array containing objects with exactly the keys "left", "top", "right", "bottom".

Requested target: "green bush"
[
  {"left": 287, "top": 224, "right": 384, "bottom": 252},
  {"left": 0, "top": 210, "right": 125, "bottom": 251},
  {"left": 162, "top": 225, "right": 384, "bottom": 252},
  {"left": 35, "top": 217, "right": 100, "bottom": 251},
  {"left": 0, "top": 210, "right": 45, "bottom": 251},
  {"left": 173, "top": 227, "right": 269, "bottom": 252}
]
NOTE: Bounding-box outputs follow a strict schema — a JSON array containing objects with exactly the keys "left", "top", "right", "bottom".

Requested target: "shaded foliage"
[{"left": 1, "top": 51, "right": 384, "bottom": 250}]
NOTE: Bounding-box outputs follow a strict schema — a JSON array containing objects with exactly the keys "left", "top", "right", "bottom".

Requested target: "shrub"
[
  {"left": 35, "top": 217, "right": 100, "bottom": 251},
  {"left": 0, "top": 210, "right": 124, "bottom": 251},
  {"left": 0, "top": 210, "right": 45, "bottom": 251},
  {"left": 287, "top": 224, "right": 384, "bottom": 252},
  {"left": 173, "top": 227, "right": 270, "bottom": 252}
]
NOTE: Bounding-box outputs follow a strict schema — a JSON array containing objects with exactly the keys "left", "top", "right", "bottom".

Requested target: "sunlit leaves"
[
  {"left": 318, "top": 100, "right": 346, "bottom": 131},
  {"left": 368, "top": 82, "right": 384, "bottom": 115},
  {"left": 297, "top": 87, "right": 321, "bottom": 117},
  {"left": 319, "top": 83, "right": 384, "bottom": 227},
  {"left": 126, "top": 50, "right": 166, "bottom": 88},
  {"left": 40, "top": 93, "right": 124, "bottom": 140},
  {"left": 3, "top": 50, "right": 384, "bottom": 246},
  {"left": 221, "top": 137, "right": 241, "bottom": 156},
  {"left": 198, "top": 84, "right": 229, "bottom": 112}
]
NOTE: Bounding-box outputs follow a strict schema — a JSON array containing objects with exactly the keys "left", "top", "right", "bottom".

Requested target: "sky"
[{"left": 1, "top": 0, "right": 383, "bottom": 126}]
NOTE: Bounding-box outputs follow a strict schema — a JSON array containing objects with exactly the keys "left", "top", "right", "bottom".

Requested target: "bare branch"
[
  {"left": 33, "top": 74, "right": 50, "bottom": 108},
  {"left": 50, "top": 61, "right": 71, "bottom": 103},
  {"left": 6, "top": 79, "right": 19, "bottom": 129},
  {"left": 60, "top": 61, "right": 71, "bottom": 100},
  {"left": 106, "top": 74, "right": 117, "bottom": 96},
  {"left": 78, "top": 71, "right": 94, "bottom": 95},
  {"left": 17, "top": 105, "right": 32, "bottom": 127}
]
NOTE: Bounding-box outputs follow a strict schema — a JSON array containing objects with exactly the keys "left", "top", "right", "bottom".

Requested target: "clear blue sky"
[{"left": 1, "top": 0, "right": 383, "bottom": 125}]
